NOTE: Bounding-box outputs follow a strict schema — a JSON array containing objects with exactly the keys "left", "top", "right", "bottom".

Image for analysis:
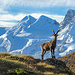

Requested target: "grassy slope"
[
  {"left": 58, "top": 52, "right": 75, "bottom": 74},
  {"left": 0, "top": 53, "right": 74, "bottom": 75}
]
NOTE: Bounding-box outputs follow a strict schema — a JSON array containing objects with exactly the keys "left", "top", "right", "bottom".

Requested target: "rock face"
[
  {"left": 60, "top": 9, "right": 75, "bottom": 29},
  {"left": 57, "top": 9, "right": 75, "bottom": 57}
]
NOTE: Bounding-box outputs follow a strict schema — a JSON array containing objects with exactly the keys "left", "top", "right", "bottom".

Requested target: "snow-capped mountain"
[
  {"left": 58, "top": 9, "right": 75, "bottom": 57},
  {"left": 60, "top": 9, "right": 75, "bottom": 29},
  {"left": 0, "top": 15, "right": 59, "bottom": 59},
  {"left": 0, "top": 9, "right": 75, "bottom": 59}
]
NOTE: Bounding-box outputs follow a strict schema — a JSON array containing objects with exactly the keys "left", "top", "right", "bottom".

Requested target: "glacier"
[{"left": 0, "top": 9, "right": 75, "bottom": 59}]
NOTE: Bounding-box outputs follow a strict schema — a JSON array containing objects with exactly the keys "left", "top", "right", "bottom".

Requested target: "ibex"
[{"left": 40, "top": 30, "right": 60, "bottom": 60}]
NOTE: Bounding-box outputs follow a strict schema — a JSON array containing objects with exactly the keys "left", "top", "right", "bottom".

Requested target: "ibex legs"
[
  {"left": 41, "top": 50, "right": 46, "bottom": 61},
  {"left": 51, "top": 50, "right": 52, "bottom": 58},
  {"left": 41, "top": 49, "right": 55, "bottom": 60},
  {"left": 52, "top": 49, "right": 55, "bottom": 58}
]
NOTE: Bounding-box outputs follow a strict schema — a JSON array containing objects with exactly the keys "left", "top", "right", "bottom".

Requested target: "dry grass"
[
  {"left": 0, "top": 52, "right": 74, "bottom": 75},
  {"left": 58, "top": 52, "right": 75, "bottom": 74}
]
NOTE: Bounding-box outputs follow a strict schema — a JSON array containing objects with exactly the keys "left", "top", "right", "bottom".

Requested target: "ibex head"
[{"left": 52, "top": 30, "right": 60, "bottom": 37}]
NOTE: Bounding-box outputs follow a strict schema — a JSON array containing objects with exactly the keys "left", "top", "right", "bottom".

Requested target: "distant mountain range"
[{"left": 0, "top": 9, "right": 75, "bottom": 59}]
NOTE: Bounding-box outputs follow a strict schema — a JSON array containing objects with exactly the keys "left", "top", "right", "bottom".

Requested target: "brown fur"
[{"left": 40, "top": 30, "right": 60, "bottom": 60}]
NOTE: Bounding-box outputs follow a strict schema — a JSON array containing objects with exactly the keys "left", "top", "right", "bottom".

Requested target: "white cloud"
[
  {"left": 0, "top": 13, "right": 64, "bottom": 22},
  {"left": 0, "top": 13, "right": 64, "bottom": 27},
  {"left": 0, "top": 0, "right": 75, "bottom": 9},
  {"left": 0, "top": 8, "right": 8, "bottom": 14},
  {"left": 0, "top": 14, "right": 26, "bottom": 21},
  {"left": 47, "top": 14, "right": 64, "bottom": 23},
  {"left": 0, "top": 14, "right": 26, "bottom": 27},
  {"left": 31, "top": 13, "right": 64, "bottom": 23},
  {"left": 0, "top": 0, "right": 75, "bottom": 17},
  {"left": 0, "top": 21, "right": 16, "bottom": 27}
]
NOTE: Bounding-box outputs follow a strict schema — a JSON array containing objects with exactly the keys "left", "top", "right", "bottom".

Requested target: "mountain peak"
[
  {"left": 66, "top": 9, "right": 75, "bottom": 17},
  {"left": 28, "top": 15, "right": 35, "bottom": 18},
  {"left": 37, "top": 15, "right": 54, "bottom": 22},
  {"left": 63, "top": 9, "right": 75, "bottom": 21},
  {"left": 60, "top": 9, "right": 75, "bottom": 29},
  {"left": 40, "top": 15, "right": 47, "bottom": 17},
  {"left": 21, "top": 15, "right": 36, "bottom": 22},
  {"left": 67, "top": 9, "right": 75, "bottom": 13},
  {"left": 40, "top": 15, "right": 50, "bottom": 19}
]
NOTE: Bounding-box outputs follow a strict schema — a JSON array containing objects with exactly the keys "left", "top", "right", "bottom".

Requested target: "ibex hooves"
[
  {"left": 52, "top": 56, "right": 55, "bottom": 58},
  {"left": 41, "top": 55, "right": 43, "bottom": 61}
]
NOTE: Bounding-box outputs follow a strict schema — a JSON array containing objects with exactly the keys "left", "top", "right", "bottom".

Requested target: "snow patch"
[{"left": 16, "top": 29, "right": 32, "bottom": 37}]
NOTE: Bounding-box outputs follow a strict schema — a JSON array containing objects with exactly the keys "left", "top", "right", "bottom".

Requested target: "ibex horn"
[
  {"left": 52, "top": 30, "right": 55, "bottom": 34},
  {"left": 56, "top": 30, "right": 60, "bottom": 34}
]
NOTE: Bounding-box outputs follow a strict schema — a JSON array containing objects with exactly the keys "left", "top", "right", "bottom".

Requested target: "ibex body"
[{"left": 40, "top": 30, "right": 60, "bottom": 60}]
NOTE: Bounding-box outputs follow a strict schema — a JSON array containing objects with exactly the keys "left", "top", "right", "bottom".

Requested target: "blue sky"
[{"left": 0, "top": 0, "right": 75, "bottom": 27}]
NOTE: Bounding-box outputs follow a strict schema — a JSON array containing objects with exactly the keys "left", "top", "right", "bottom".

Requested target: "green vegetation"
[
  {"left": 0, "top": 52, "right": 74, "bottom": 75},
  {"left": 7, "top": 68, "right": 36, "bottom": 75}
]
